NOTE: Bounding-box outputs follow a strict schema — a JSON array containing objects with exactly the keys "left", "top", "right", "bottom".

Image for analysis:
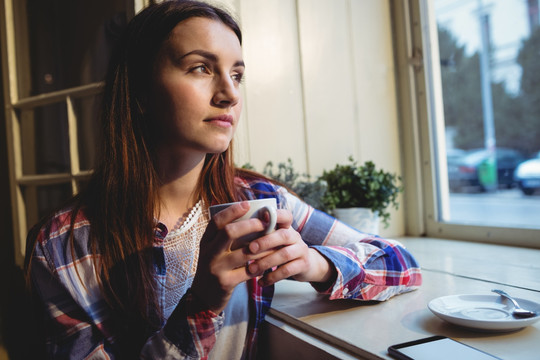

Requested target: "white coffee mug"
[{"left": 209, "top": 198, "right": 277, "bottom": 248}]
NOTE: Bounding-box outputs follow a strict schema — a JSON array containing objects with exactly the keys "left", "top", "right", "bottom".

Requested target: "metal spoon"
[{"left": 492, "top": 289, "right": 537, "bottom": 318}]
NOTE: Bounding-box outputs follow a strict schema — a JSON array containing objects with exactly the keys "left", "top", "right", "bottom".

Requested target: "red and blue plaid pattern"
[{"left": 27, "top": 177, "right": 421, "bottom": 359}]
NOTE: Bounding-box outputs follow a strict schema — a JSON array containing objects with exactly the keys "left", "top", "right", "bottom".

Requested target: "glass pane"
[
  {"left": 433, "top": 0, "right": 540, "bottom": 229},
  {"left": 20, "top": 103, "right": 71, "bottom": 175},
  {"left": 24, "top": 0, "right": 127, "bottom": 97},
  {"left": 73, "top": 95, "right": 101, "bottom": 170},
  {"left": 22, "top": 182, "right": 73, "bottom": 229}
]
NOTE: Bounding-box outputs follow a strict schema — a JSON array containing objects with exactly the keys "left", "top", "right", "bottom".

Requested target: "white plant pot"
[{"left": 333, "top": 207, "right": 379, "bottom": 234}]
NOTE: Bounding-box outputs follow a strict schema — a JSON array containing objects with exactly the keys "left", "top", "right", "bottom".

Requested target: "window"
[
  {"left": 393, "top": 0, "right": 539, "bottom": 247},
  {"left": 1, "top": 0, "right": 144, "bottom": 265}
]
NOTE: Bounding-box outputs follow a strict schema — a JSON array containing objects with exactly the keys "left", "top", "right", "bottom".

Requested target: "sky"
[{"left": 434, "top": 0, "right": 532, "bottom": 93}]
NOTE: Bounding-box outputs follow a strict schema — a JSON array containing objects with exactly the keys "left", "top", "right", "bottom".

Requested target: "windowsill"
[
  {"left": 261, "top": 237, "right": 540, "bottom": 360},
  {"left": 395, "top": 236, "right": 539, "bottom": 291}
]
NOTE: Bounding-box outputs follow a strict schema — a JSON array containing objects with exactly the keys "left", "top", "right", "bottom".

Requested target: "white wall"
[{"left": 215, "top": 0, "right": 404, "bottom": 237}]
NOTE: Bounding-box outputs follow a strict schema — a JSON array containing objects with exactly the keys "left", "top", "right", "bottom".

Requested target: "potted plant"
[{"left": 319, "top": 157, "right": 403, "bottom": 233}]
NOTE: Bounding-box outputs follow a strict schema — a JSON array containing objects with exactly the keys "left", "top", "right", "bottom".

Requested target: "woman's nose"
[{"left": 212, "top": 76, "right": 240, "bottom": 108}]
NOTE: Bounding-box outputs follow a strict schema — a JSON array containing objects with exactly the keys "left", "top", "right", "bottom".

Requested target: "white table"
[{"left": 260, "top": 237, "right": 540, "bottom": 360}]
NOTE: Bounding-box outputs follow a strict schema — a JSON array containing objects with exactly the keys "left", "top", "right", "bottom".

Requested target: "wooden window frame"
[
  {"left": 392, "top": 0, "right": 539, "bottom": 248},
  {"left": 1, "top": 0, "right": 150, "bottom": 266}
]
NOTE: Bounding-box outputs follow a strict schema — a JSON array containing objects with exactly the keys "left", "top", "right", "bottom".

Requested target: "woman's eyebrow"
[{"left": 180, "top": 49, "right": 245, "bottom": 68}]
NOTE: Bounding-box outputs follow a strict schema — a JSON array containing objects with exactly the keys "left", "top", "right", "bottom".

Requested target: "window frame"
[
  {"left": 392, "top": 0, "right": 539, "bottom": 249},
  {"left": 1, "top": 0, "right": 151, "bottom": 266}
]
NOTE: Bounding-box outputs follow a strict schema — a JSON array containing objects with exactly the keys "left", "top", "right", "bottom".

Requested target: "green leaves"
[
  {"left": 242, "top": 157, "right": 403, "bottom": 228},
  {"left": 319, "top": 158, "right": 403, "bottom": 228}
]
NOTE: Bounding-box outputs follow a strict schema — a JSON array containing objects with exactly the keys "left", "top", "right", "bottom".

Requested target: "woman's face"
[{"left": 149, "top": 17, "right": 244, "bottom": 156}]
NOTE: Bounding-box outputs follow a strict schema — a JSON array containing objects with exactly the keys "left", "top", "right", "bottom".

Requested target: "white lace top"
[
  {"left": 162, "top": 200, "right": 208, "bottom": 319},
  {"left": 161, "top": 201, "right": 249, "bottom": 359}
]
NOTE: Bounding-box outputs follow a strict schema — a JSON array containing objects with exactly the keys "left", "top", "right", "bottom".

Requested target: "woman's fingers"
[
  {"left": 275, "top": 208, "right": 293, "bottom": 229},
  {"left": 204, "top": 201, "right": 266, "bottom": 252},
  {"left": 248, "top": 224, "right": 295, "bottom": 254},
  {"left": 247, "top": 228, "right": 303, "bottom": 273},
  {"left": 247, "top": 239, "right": 306, "bottom": 286},
  {"left": 254, "top": 247, "right": 335, "bottom": 287},
  {"left": 210, "top": 201, "right": 249, "bottom": 228},
  {"left": 245, "top": 223, "right": 336, "bottom": 287},
  {"left": 192, "top": 206, "right": 319, "bottom": 312},
  {"left": 191, "top": 202, "right": 277, "bottom": 312},
  {"left": 257, "top": 258, "right": 304, "bottom": 287},
  {"left": 200, "top": 202, "right": 246, "bottom": 250}
]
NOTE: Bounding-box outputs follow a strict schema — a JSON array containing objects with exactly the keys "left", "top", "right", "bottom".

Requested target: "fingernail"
[
  {"left": 249, "top": 241, "right": 259, "bottom": 253},
  {"left": 248, "top": 263, "right": 259, "bottom": 274},
  {"left": 240, "top": 201, "right": 249, "bottom": 210}
]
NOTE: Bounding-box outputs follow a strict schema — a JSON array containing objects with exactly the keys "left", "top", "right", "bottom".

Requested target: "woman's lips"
[{"left": 205, "top": 114, "right": 234, "bottom": 128}]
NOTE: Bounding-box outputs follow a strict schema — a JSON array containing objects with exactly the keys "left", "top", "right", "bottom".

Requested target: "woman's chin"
[{"left": 202, "top": 143, "right": 231, "bottom": 155}]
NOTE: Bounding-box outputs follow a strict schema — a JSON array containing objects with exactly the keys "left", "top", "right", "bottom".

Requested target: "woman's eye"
[
  {"left": 192, "top": 65, "right": 210, "bottom": 74},
  {"left": 232, "top": 72, "right": 244, "bottom": 84}
]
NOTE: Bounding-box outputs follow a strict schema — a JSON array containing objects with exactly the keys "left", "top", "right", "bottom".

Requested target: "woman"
[{"left": 25, "top": 1, "right": 422, "bottom": 359}]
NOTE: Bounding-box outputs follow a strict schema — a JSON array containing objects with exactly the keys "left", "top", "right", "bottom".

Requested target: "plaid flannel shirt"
[{"left": 27, "top": 177, "right": 422, "bottom": 359}]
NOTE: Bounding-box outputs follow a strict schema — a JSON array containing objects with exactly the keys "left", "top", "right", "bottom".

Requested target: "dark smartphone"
[{"left": 388, "top": 335, "right": 502, "bottom": 360}]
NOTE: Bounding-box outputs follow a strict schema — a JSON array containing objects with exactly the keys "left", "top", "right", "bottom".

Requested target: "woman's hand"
[
  {"left": 190, "top": 201, "right": 273, "bottom": 314},
  {"left": 190, "top": 203, "right": 337, "bottom": 314},
  {"left": 246, "top": 209, "right": 337, "bottom": 288}
]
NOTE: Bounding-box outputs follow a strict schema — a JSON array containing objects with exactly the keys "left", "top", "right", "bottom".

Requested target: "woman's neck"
[{"left": 156, "top": 152, "right": 206, "bottom": 230}]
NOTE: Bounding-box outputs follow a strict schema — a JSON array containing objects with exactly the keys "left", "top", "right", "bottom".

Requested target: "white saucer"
[{"left": 428, "top": 294, "right": 540, "bottom": 331}]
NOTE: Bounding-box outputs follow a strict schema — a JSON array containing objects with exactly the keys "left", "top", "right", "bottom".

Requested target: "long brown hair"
[{"left": 43, "top": 0, "right": 247, "bottom": 355}]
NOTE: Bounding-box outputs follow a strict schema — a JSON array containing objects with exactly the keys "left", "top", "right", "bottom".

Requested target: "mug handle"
[{"left": 261, "top": 205, "right": 277, "bottom": 234}]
